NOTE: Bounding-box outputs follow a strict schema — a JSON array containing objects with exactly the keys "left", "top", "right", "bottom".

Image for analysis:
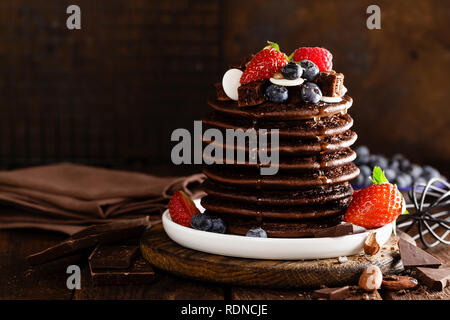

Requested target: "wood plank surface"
[{"left": 141, "top": 224, "right": 403, "bottom": 289}]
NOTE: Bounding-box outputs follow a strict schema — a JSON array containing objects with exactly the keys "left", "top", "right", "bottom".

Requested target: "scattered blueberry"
[
  {"left": 423, "top": 166, "right": 440, "bottom": 179},
  {"left": 388, "top": 159, "right": 400, "bottom": 171},
  {"left": 355, "top": 145, "right": 370, "bottom": 158},
  {"left": 190, "top": 213, "right": 213, "bottom": 231},
  {"left": 395, "top": 173, "right": 413, "bottom": 189},
  {"left": 384, "top": 168, "right": 397, "bottom": 182},
  {"left": 246, "top": 227, "right": 268, "bottom": 238},
  {"left": 408, "top": 164, "right": 423, "bottom": 179},
  {"left": 210, "top": 218, "right": 226, "bottom": 234},
  {"left": 399, "top": 158, "right": 411, "bottom": 171},
  {"left": 299, "top": 60, "right": 319, "bottom": 81},
  {"left": 301, "top": 82, "right": 322, "bottom": 104},
  {"left": 353, "top": 172, "right": 366, "bottom": 186},
  {"left": 265, "top": 84, "right": 288, "bottom": 103},
  {"left": 281, "top": 62, "right": 302, "bottom": 80},
  {"left": 352, "top": 147, "right": 444, "bottom": 190},
  {"left": 369, "top": 155, "right": 388, "bottom": 170}
]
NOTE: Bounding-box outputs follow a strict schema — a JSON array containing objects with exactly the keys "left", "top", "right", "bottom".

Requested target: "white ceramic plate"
[{"left": 162, "top": 199, "right": 392, "bottom": 260}]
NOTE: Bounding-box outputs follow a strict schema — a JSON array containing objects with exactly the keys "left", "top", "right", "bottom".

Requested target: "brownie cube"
[
  {"left": 238, "top": 80, "right": 266, "bottom": 107},
  {"left": 214, "top": 82, "right": 231, "bottom": 101},
  {"left": 316, "top": 71, "right": 344, "bottom": 97}
]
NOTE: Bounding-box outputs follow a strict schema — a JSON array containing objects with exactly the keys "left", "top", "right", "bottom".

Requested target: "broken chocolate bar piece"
[
  {"left": 89, "top": 255, "right": 156, "bottom": 285},
  {"left": 89, "top": 244, "right": 139, "bottom": 269},
  {"left": 316, "top": 70, "right": 344, "bottom": 97},
  {"left": 214, "top": 82, "right": 231, "bottom": 101},
  {"left": 313, "top": 223, "right": 355, "bottom": 238},
  {"left": 238, "top": 80, "right": 266, "bottom": 107},
  {"left": 398, "top": 238, "right": 442, "bottom": 268},
  {"left": 415, "top": 267, "right": 450, "bottom": 291},
  {"left": 312, "top": 286, "right": 350, "bottom": 300},
  {"left": 27, "top": 217, "right": 150, "bottom": 266}
]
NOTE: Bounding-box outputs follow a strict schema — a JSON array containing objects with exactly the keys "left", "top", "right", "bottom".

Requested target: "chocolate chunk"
[
  {"left": 398, "top": 238, "right": 442, "bottom": 268},
  {"left": 415, "top": 267, "right": 450, "bottom": 291},
  {"left": 316, "top": 70, "right": 344, "bottom": 97},
  {"left": 27, "top": 217, "right": 150, "bottom": 266},
  {"left": 89, "top": 244, "right": 139, "bottom": 269},
  {"left": 312, "top": 286, "right": 350, "bottom": 300},
  {"left": 89, "top": 255, "right": 156, "bottom": 286},
  {"left": 214, "top": 82, "right": 231, "bottom": 101},
  {"left": 229, "top": 54, "right": 255, "bottom": 70},
  {"left": 238, "top": 80, "right": 266, "bottom": 107},
  {"left": 313, "top": 222, "right": 354, "bottom": 238}
]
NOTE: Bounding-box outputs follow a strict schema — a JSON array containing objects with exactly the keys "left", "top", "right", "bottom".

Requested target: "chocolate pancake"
[
  {"left": 201, "top": 195, "right": 351, "bottom": 220},
  {"left": 202, "top": 112, "right": 354, "bottom": 138},
  {"left": 201, "top": 180, "right": 353, "bottom": 206},
  {"left": 203, "top": 163, "right": 360, "bottom": 189},
  {"left": 207, "top": 95, "right": 353, "bottom": 121},
  {"left": 206, "top": 210, "right": 344, "bottom": 238},
  {"left": 202, "top": 147, "right": 356, "bottom": 170},
  {"left": 202, "top": 131, "right": 357, "bottom": 156}
]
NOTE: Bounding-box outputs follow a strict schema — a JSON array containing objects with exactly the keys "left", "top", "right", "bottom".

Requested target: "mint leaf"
[
  {"left": 266, "top": 41, "right": 280, "bottom": 51},
  {"left": 370, "top": 166, "right": 389, "bottom": 184}
]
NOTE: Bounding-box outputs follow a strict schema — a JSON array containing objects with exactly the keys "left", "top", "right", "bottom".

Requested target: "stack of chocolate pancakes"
[{"left": 200, "top": 63, "right": 359, "bottom": 238}]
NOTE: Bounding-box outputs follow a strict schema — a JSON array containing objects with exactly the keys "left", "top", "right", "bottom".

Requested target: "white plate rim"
[{"left": 161, "top": 199, "right": 392, "bottom": 260}]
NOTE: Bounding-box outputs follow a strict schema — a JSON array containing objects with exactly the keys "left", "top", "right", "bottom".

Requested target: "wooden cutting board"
[{"left": 140, "top": 224, "right": 403, "bottom": 289}]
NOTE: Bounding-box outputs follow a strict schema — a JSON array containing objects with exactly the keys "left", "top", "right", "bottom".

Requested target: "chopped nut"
[
  {"left": 338, "top": 256, "right": 348, "bottom": 263},
  {"left": 272, "top": 72, "right": 284, "bottom": 79},
  {"left": 364, "top": 231, "right": 380, "bottom": 255},
  {"left": 359, "top": 265, "right": 383, "bottom": 291}
]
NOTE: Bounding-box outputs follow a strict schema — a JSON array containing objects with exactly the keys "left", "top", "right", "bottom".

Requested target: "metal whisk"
[{"left": 397, "top": 177, "right": 450, "bottom": 248}]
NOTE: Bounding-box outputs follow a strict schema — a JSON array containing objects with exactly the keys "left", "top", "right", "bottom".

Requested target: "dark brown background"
[{"left": 0, "top": 0, "right": 448, "bottom": 175}]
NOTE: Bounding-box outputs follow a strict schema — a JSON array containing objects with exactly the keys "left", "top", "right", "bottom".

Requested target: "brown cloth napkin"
[{"left": 0, "top": 163, "right": 205, "bottom": 235}]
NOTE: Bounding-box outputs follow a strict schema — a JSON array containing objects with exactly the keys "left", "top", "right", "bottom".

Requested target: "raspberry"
[{"left": 293, "top": 47, "right": 333, "bottom": 71}]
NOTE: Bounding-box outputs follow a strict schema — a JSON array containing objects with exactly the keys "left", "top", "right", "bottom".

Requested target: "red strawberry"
[
  {"left": 344, "top": 167, "right": 407, "bottom": 229},
  {"left": 240, "top": 41, "right": 288, "bottom": 84},
  {"left": 168, "top": 191, "right": 200, "bottom": 227},
  {"left": 292, "top": 47, "right": 333, "bottom": 71}
]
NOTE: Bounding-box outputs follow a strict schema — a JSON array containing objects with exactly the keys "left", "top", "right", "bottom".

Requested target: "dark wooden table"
[{"left": 0, "top": 211, "right": 448, "bottom": 300}]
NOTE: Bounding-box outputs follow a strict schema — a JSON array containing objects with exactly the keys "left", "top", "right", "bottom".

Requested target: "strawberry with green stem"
[
  {"left": 240, "top": 41, "right": 289, "bottom": 84},
  {"left": 344, "top": 166, "right": 408, "bottom": 230}
]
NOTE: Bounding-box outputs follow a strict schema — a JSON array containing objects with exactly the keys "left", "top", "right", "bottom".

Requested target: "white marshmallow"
[
  {"left": 269, "top": 77, "right": 304, "bottom": 87},
  {"left": 222, "top": 69, "right": 243, "bottom": 101}
]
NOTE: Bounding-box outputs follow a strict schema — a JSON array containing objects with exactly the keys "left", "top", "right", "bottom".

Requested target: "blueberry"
[
  {"left": 369, "top": 155, "right": 388, "bottom": 170},
  {"left": 246, "top": 227, "right": 268, "bottom": 238},
  {"left": 210, "top": 218, "right": 226, "bottom": 234},
  {"left": 422, "top": 166, "right": 440, "bottom": 179},
  {"left": 408, "top": 164, "right": 423, "bottom": 179},
  {"left": 388, "top": 159, "right": 400, "bottom": 171},
  {"left": 355, "top": 145, "right": 370, "bottom": 158},
  {"left": 299, "top": 60, "right": 319, "bottom": 81},
  {"left": 281, "top": 62, "right": 302, "bottom": 80},
  {"left": 191, "top": 213, "right": 213, "bottom": 231},
  {"left": 355, "top": 153, "right": 370, "bottom": 166},
  {"left": 384, "top": 168, "right": 397, "bottom": 182},
  {"left": 301, "top": 82, "right": 322, "bottom": 104},
  {"left": 353, "top": 173, "right": 366, "bottom": 186},
  {"left": 265, "top": 84, "right": 288, "bottom": 103},
  {"left": 356, "top": 165, "right": 372, "bottom": 187},
  {"left": 395, "top": 173, "right": 413, "bottom": 189},
  {"left": 399, "top": 158, "right": 411, "bottom": 171}
]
